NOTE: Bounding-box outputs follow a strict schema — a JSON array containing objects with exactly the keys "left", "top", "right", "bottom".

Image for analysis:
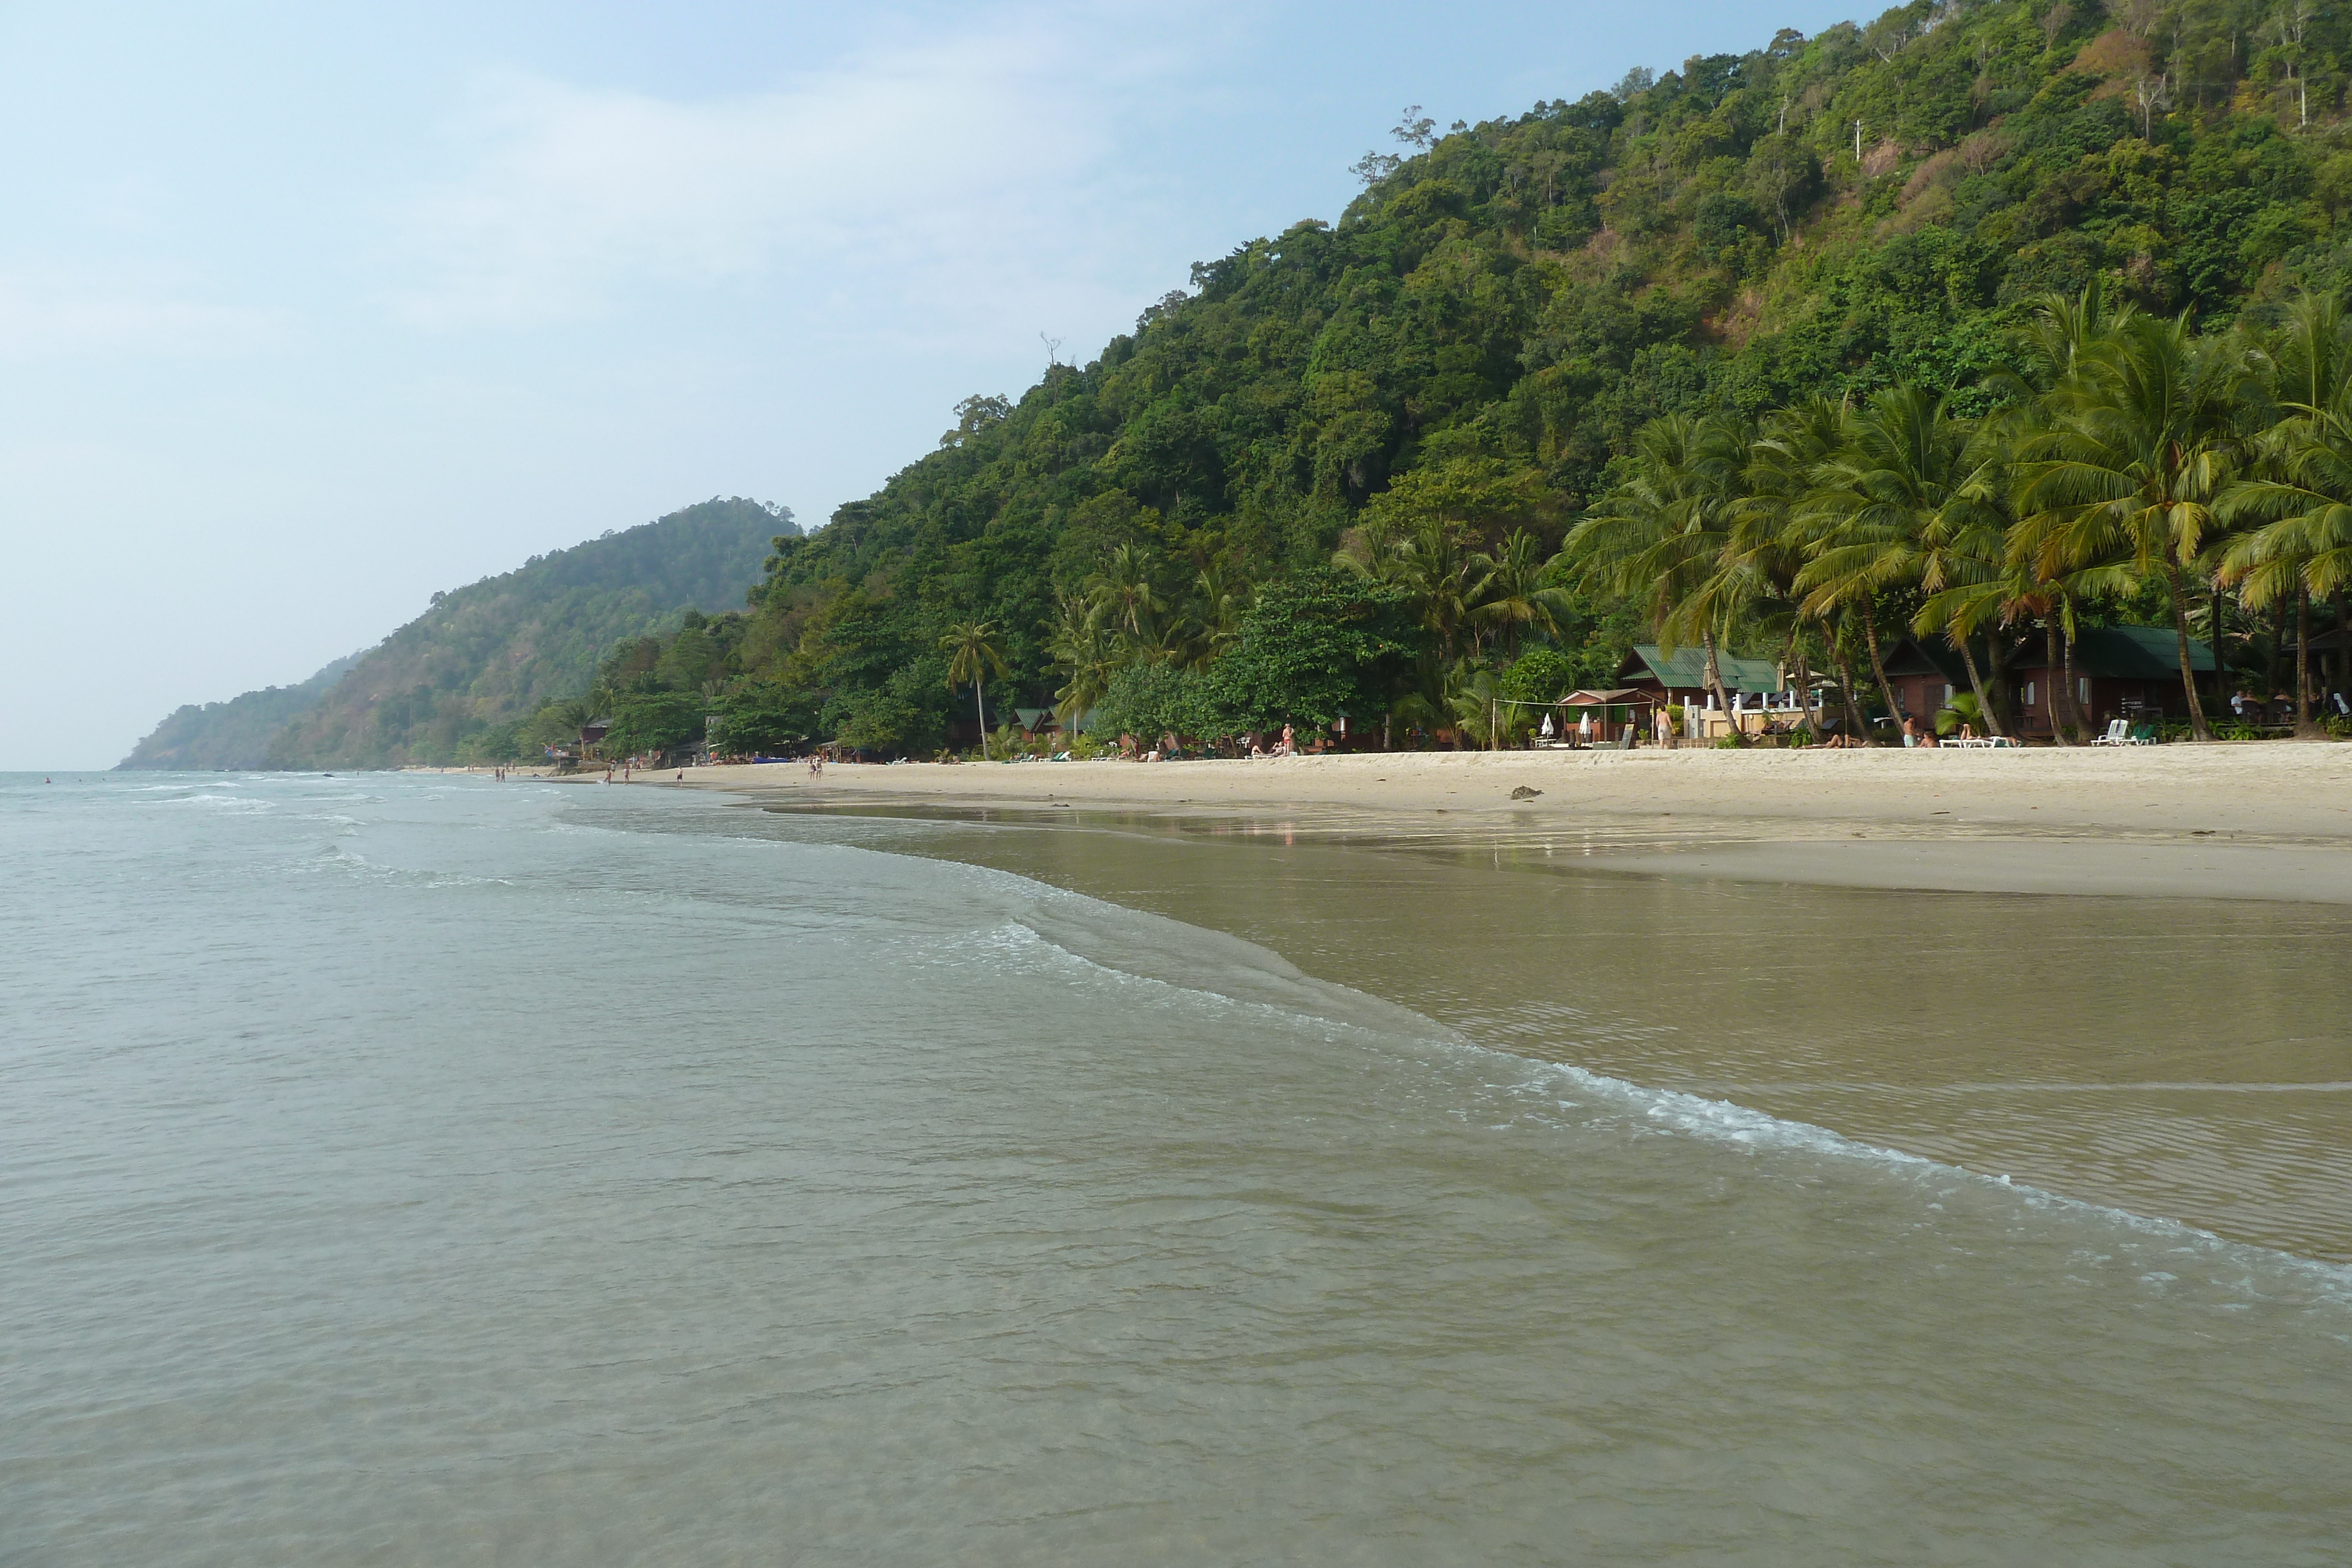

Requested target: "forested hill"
[
  {"left": 562, "top": 0, "right": 2352, "bottom": 758},
  {"left": 116, "top": 653, "right": 360, "bottom": 770},
  {"left": 253, "top": 496, "right": 795, "bottom": 768}
]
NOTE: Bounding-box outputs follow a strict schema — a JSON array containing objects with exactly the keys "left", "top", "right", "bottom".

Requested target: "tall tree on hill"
[{"left": 941, "top": 621, "right": 1011, "bottom": 758}]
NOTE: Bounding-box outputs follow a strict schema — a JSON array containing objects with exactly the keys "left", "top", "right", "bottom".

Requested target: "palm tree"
[
  {"left": 2217, "top": 292, "right": 2352, "bottom": 737},
  {"left": 940, "top": 621, "right": 1011, "bottom": 757},
  {"left": 1392, "top": 515, "right": 1494, "bottom": 659},
  {"left": 1796, "top": 384, "right": 2005, "bottom": 732},
  {"left": 1990, "top": 285, "right": 2138, "bottom": 744},
  {"left": 1742, "top": 395, "right": 1856, "bottom": 736},
  {"left": 1185, "top": 560, "right": 1250, "bottom": 668},
  {"left": 1471, "top": 528, "right": 1576, "bottom": 654},
  {"left": 1560, "top": 412, "right": 1750, "bottom": 723},
  {"left": 1085, "top": 544, "right": 1167, "bottom": 656},
  {"left": 2003, "top": 275, "right": 2133, "bottom": 397},
  {"left": 2016, "top": 312, "right": 2256, "bottom": 741},
  {"left": 1444, "top": 664, "right": 1515, "bottom": 751},
  {"left": 1046, "top": 595, "right": 1115, "bottom": 745}
]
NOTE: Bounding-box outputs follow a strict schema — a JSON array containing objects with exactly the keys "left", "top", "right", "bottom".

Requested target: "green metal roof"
[
  {"left": 2010, "top": 626, "right": 2214, "bottom": 677},
  {"left": 1623, "top": 645, "right": 1782, "bottom": 693},
  {"left": 2076, "top": 625, "right": 2215, "bottom": 677}
]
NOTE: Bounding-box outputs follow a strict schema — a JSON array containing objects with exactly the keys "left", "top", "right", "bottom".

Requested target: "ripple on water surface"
[{"left": 2, "top": 774, "right": 2348, "bottom": 1566}]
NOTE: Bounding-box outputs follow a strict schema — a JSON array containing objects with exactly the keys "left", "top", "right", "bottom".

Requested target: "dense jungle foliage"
[
  {"left": 521, "top": 1, "right": 2352, "bottom": 758},
  {"left": 138, "top": 497, "right": 799, "bottom": 770},
  {"left": 116, "top": 654, "right": 359, "bottom": 770}
]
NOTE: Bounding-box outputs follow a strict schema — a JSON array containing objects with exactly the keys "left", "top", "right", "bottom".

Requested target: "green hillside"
[
  {"left": 534, "top": 2, "right": 2352, "bottom": 756},
  {"left": 259, "top": 496, "right": 796, "bottom": 768},
  {"left": 116, "top": 653, "right": 360, "bottom": 770}
]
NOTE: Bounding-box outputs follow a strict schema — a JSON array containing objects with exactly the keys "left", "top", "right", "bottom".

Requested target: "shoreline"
[
  {"left": 654, "top": 745, "right": 2352, "bottom": 905},
  {"left": 621, "top": 761, "right": 2352, "bottom": 1263}
]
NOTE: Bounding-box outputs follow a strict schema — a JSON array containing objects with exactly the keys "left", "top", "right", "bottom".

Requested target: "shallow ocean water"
[
  {"left": 787, "top": 796, "right": 2352, "bottom": 1263},
  {"left": 4, "top": 773, "right": 2349, "bottom": 1564}
]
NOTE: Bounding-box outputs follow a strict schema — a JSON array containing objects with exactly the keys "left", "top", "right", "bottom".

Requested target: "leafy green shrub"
[{"left": 1935, "top": 693, "right": 1986, "bottom": 738}]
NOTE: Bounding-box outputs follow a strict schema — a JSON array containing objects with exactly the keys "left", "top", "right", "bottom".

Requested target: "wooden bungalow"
[
  {"left": 2005, "top": 626, "right": 2215, "bottom": 734},
  {"left": 1876, "top": 639, "right": 1969, "bottom": 724}
]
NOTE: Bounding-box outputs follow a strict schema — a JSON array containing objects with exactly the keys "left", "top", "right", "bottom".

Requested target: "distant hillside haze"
[
  {"left": 116, "top": 653, "right": 362, "bottom": 770},
  {"left": 118, "top": 496, "right": 796, "bottom": 771}
]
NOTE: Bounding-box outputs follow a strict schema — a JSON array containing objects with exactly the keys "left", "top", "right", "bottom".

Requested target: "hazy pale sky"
[{"left": 2, "top": 0, "right": 1866, "bottom": 769}]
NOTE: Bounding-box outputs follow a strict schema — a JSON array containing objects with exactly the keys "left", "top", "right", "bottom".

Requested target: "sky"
[{"left": 1, "top": 0, "right": 1872, "bottom": 769}]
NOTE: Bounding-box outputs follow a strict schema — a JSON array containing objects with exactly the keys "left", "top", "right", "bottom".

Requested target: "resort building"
[
  {"left": 2005, "top": 626, "right": 2216, "bottom": 733},
  {"left": 1855, "top": 628, "right": 2218, "bottom": 733},
  {"left": 1617, "top": 646, "right": 1814, "bottom": 738},
  {"left": 1622, "top": 628, "right": 2220, "bottom": 740}
]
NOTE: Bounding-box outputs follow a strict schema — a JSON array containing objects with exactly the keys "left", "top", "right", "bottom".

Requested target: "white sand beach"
[{"left": 668, "top": 743, "right": 2352, "bottom": 903}]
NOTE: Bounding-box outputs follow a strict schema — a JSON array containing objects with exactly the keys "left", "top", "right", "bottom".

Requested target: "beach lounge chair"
[
  {"left": 2091, "top": 718, "right": 2130, "bottom": 745},
  {"left": 2129, "top": 722, "right": 2157, "bottom": 744}
]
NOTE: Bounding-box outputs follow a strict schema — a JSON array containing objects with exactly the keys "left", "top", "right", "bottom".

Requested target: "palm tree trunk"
[
  {"left": 2209, "top": 577, "right": 2227, "bottom": 714},
  {"left": 2295, "top": 586, "right": 2321, "bottom": 738},
  {"left": 974, "top": 684, "right": 989, "bottom": 758},
  {"left": 2062, "top": 623, "right": 2083, "bottom": 734},
  {"left": 1861, "top": 608, "right": 1902, "bottom": 744},
  {"left": 1702, "top": 630, "right": 1745, "bottom": 746},
  {"left": 2324, "top": 585, "right": 2343, "bottom": 696},
  {"left": 2166, "top": 566, "right": 2215, "bottom": 741},
  {"left": 1985, "top": 631, "right": 2017, "bottom": 736},
  {"left": 2045, "top": 618, "right": 2078, "bottom": 745},
  {"left": 2264, "top": 595, "right": 2285, "bottom": 701},
  {"left": 1832, "top": 647, "right": 1870, "bottom": 741},
  {"left": 1955, "top": 630, "right": 2003, "bottom": 735}
]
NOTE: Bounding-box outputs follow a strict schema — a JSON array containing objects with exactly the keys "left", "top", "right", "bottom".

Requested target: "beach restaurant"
[
  {"left": 1616, "top": 646, "right": 1813, "bottom": 738},
  {"left": 1552, "top": 688, "right": 1653, "bottom": 745}
]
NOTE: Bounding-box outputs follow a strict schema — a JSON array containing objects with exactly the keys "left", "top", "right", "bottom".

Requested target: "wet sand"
[{"left": 654, "top": 747, "right": 2352, "bottom": 1261}]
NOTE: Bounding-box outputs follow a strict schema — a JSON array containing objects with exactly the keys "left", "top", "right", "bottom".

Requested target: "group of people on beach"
[{"left": 1118, "top": 723, "right": 1300, "bottom": 763}]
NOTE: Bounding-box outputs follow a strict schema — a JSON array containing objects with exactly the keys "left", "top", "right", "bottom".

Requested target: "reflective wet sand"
[{"left": 769, "top": 800, "right": 2352, "bottom": 1262}]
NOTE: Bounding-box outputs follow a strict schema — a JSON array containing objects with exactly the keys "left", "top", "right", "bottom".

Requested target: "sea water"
[{"left": 4, "top": 773, "right": 2348, "bottom": 1564}]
